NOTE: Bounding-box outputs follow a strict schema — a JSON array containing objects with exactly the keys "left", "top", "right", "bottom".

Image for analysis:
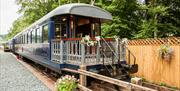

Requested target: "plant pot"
[{"left": 163, "top": 55, "right": 171, "bottom": 61}]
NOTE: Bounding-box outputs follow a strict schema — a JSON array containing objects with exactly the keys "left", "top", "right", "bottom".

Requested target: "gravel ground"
[{"left": 0, "top": 51, "right": 50, "bottom": 91}]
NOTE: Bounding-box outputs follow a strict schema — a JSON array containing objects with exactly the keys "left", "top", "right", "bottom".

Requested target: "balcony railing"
[{"left": 51, "top": 38, "right": 122, "bottom": 66}]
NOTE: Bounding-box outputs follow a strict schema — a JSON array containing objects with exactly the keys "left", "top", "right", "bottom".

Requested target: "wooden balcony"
[{"left": 51, "top": 38, "right": 119, "bottom": 66}]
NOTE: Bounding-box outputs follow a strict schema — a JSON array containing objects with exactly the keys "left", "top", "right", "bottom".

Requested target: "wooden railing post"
[
  {"left": 81, "top": 44, "right": 85, "bottom": 64},
  {"left": 96, "top": 41, "right": 100, "bottom": 63},
  {"left": 51, "top": 40, "right": 54, "bottom": 61},
  {"left": 60, "top": 40, "right": 64, "bottom": 63},
  {"left": 115, "top": 38, "right": 120, "bottom": 62}
]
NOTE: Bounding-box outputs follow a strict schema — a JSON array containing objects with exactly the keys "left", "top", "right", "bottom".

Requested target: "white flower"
[
  {"left": 122, "top": 38, "right": 128, "bottom": 44},
  {"left": 58, "top": 79, "right": 62, "bottom": 83},
  {"left": 55, "top": 75, "right": 78, "bottom": 91},
  {"left": 81, "top": 35, "right": 98, "bottom": 46},
  {"left": 95, "top": 36, "right": 101, "bottom": 41},
  {"left": 114, "top": 36, "right": 118, "bottom": 40},
  {"left": 87, "top": 41, "right": 95, "bottom": 46},
  {"left": 84, "top": 35, "right": 90, "bottom": 41}
]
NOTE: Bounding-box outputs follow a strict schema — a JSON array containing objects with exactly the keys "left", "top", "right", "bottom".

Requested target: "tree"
[
  {"left": 4, "top": 0, "right": 180, "bottom": 40},
  {"left": 102, "top": 0, "right": 180, "bottom": 38},
  {"left": 102, "top": 0, "right": 141, "bottom": 38},
  {"left": 135, "top": 0, "right": 180, "bottom": 38}
]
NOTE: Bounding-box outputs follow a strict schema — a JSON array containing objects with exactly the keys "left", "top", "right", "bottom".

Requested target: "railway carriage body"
[{"left": 9, "top": 3, "right": 137, "bottom": 76}]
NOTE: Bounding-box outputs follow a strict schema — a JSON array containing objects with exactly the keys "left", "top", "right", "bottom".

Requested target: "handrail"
[
  {"left": 101, "top": 37, "right": 119, "bottom": 62},
  {"left": 79, "top": 69, "right": 157, "bottom": 91},
  {"left": 52, "top": 38, "right": 114, "bottom": 41},
  {"left": 101, "top": 52, "right": 114, "bottom": 72},
  {"left": 100, "top": 37, "right": 121, "bottom": 76},
  {"left": 78, "top": 84, "right": 92, "bottom": 91},
  {"left": 62, "top": 38, "right": 82, "bottom": 41},
  {"left": 62, "top": 68, "right": 157, "bottom": 91},
  {"left": 126, "top": 47, "right": 136, "bottom": 65}
]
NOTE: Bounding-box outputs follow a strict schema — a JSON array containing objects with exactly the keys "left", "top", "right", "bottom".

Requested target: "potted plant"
[
  {"left": 55, "top": 75, "right": 78, "bottom": 91},
  {"left": 158, "top": 44, "right": 173, "bottom": 61}
]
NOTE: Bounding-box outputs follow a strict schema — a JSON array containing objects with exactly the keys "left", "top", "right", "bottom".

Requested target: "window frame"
[{"left": 42, "top": 24, "right": 48, "bottom": 43}]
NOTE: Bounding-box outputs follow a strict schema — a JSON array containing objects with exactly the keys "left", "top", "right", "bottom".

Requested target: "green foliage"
[
  {"left": 102, "top": 0, "right": 180, "bottom": 39},
  {"left": 56, "top": 75, "right": 78, "bottom": 91},
  {"left": 4, "top": 0, "right": 180, "bottom": 40},
  {"left": 4, "top": 16, "right": 29, "bottom": 40},
  {"left": 158, "top": 44, "right": 173, "bottom": 61},
  {"left": 135, "top": 3, "right": 173, "bottom": 38},
  {"left": 102, "top": 0, "right": 141, "bottom": 38},
  {"left": 135, "top": 1, "right": 180, "bottom": 38},
  {"left": 160, "top": 82, "right": 167, "bottom": 86}
]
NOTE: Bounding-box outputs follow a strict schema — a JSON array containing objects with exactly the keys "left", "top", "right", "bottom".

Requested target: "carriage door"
[
  {"left": 54, "top": 23, "right": 67, "bottom": 39},
  {"left": 54, "top": 16, "right": 67, "bottom": 39},
  {"left": 55, "top": 24, "right": 61, "bottom": 39},
  {"left": 52, "top": 22, "right": 67, "bottom": 63}
]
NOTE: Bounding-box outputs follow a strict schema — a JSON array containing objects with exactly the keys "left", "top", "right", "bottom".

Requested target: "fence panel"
[{"left": 127, "top": 37, "right": 180, "bottom": 88}]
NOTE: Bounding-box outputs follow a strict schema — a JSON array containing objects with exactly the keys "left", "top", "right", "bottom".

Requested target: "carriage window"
[
  {"left": 21, "top": 36, "right": 23, "bottom": 44},
  {"left": 55, "top": 24, "right": 61, "bottom": 38},
  {"left": 28, "top": 31, "right": 31, "bottom": 43},
  {"left": 18, "top": 37, "right": 19, "bottom": 44},
  {"left": 19, "top": 37, "right": 20, "bottom": 44},
  {"left": 36, "top": 28, "right": 42, "bottom": 43},
  {"left": 16, "top": 37, "right": 18, "bottom": 44},
  {"left": 23, "top": 35, "right": 25, "bottom": 44},
  {"left": 54, "top": 24, "right": 66, "bottom": 38},
  {"left": 36, "top": 28, "right": 40, "bottom": 43},
  {"left": 24, "top": 34, "right": 27, "bottom": 44},
  {"left": 31, "top": 31, "right": 33, "bottom": 43},
  {"left": 22, "top": 35, "right": 24, "bottom": 44},
  {"left": 54, "top": 16, "right": 67, "bottom": 39},
  {"left": 22, "top": 35, "right": 23, "bottom": 44},
  {"left": 20, "top": 36, "right": 21, "bottom": 44},
  {"left": 26, "top": 33, "right": 28, "bottom": 44},
  {"left": 20, "top": 36, "right": 22, "bottom": 44},
  {"left": 42, "top": 25, "right": 48, "bottom": 43},
  {"left": 24, "top": 34, "right": 26, "bottom": 44},
  {"left": 18, "top": 37, "right": 20, "bottom": 44},
  {"left": 21, "top": 35, "right": 24, "bottom": 44},
  {"left": 32, "top": 29, "right": 36, "bottom": 43}
]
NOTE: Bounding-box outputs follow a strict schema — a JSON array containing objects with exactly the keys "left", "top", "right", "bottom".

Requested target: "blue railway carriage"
[{"left": 9, "top": 3, "right": 137, "bottom": 75}]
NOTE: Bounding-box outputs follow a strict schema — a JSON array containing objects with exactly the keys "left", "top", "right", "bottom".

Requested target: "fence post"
[
  {"left": 79, "top": 65, "right": 87, "bottom": 91},
  {"left": 81, "top": 44, "right": 85, "bottom": 64}
]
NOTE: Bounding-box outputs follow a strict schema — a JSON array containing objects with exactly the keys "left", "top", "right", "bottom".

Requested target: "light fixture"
[
  {"left": 92, "top": 24, "right": 95, "bottom": 30},
  {"left": 62, "top": 18, "right": 66, "bottom": 21}
]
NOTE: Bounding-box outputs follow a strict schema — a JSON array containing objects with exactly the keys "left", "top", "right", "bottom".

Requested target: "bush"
[{"left": 55, "top": 75, "right": 78, "bottom": 91}]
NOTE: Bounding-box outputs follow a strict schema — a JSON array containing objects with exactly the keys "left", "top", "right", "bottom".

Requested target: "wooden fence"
[{"left": 127, "top": 37, "right": 180, "bottom": 88}]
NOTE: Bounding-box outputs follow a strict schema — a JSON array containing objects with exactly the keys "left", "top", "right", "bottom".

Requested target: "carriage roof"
[{"left": 13, "top": 3, "right": 112, "bottom": 39}]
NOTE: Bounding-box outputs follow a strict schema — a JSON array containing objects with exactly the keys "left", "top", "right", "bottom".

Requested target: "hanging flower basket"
[
  {"left": 80, "top": 35, "right": 98, "bottom": 46},
  {"left": 158, "top": 44, "right": 173, "bottom": 61}
]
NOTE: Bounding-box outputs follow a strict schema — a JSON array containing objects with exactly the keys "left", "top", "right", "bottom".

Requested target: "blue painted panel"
[
  {"left": 48, "top": 19, "right": 55, "bottom": 60},
  {"left": 66, "top": 16, "right": 70, "bottom": 38}
]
